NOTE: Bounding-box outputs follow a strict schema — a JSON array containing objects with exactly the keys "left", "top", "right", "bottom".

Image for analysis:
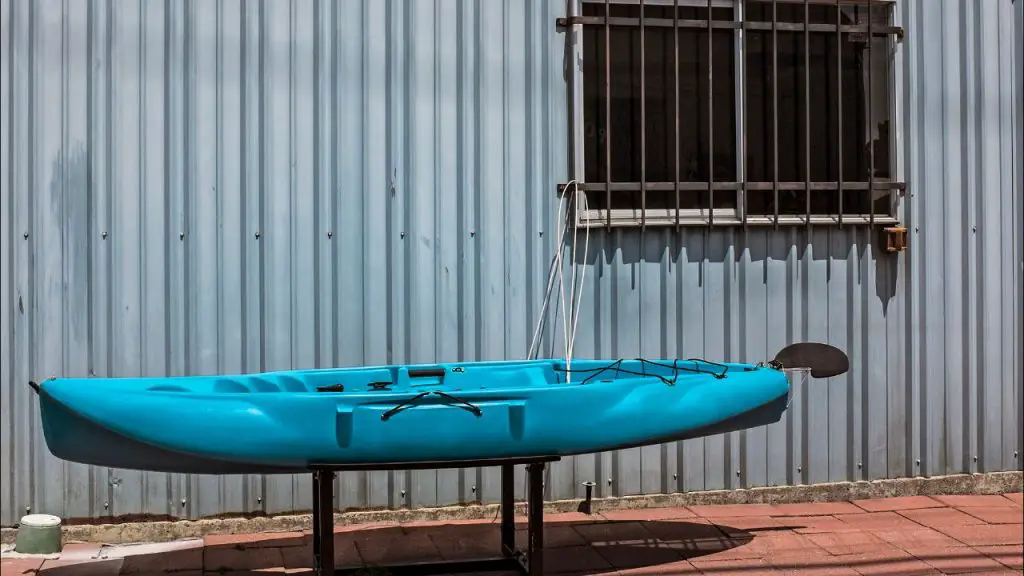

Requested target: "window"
[{"left": 564, "top": 0, "right": 905, "bottom": 227}]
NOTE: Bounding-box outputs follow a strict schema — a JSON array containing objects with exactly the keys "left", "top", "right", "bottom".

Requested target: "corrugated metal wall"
[
  {"left": 897, "top": 0, "right": 1020, "bottom": 486},
  {"left": 1, "top": 0, "right": 1020, "bottom": 526},
  {"left": 1015, "top": 0, "right": 1023, "bottom": 478}
]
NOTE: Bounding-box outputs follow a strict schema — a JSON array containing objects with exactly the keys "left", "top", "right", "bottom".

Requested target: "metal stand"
[{"left": 309, "top": 457, "right": 558, "bottom": 576}]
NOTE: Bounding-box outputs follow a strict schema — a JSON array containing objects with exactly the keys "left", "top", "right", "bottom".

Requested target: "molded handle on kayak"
[{"left": 408, "top": 368, "right": 445, "bottom": 378}]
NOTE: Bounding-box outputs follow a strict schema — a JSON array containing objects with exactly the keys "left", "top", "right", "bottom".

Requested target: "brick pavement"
[{"left": 1, "top": 492, "right": 1021, "bottom": 575}]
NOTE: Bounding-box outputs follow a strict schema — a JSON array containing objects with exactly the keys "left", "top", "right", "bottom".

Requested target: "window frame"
[{"left": 561, "top": 0, "right": 907, "bottom": 229}]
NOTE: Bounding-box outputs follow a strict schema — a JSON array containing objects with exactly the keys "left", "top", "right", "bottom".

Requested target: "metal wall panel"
[
  {"left": 1011, "top": 0, "right": 1019, "bottom": 471},
  {"left": 1, "top": 0, "right": 1021, "bottom": 525},
  {"left": 898, "top": 0, "right": 1021, "bottom": 480}
]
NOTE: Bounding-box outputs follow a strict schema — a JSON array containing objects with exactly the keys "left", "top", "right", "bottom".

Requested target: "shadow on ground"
[
  {"left": 29, "top": 514, "right": 1023, "bottom": 575},
  {"left": 34, "top": 519, "right": 761, "bottom": 576}
]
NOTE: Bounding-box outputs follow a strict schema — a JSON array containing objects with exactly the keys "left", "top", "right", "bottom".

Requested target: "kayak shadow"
[{"left": 33, "top": 519, "right": 757, "bottom": 575}]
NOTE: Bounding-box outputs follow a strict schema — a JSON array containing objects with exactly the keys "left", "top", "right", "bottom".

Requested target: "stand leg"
[
  {"left": 312, "top": 471, "right": 336, "bottom": 576},
  {"left": 312, "top": 472, "right": 321, "bottom": 560},
  {"left": 526, "top": 463, "right": 545, "bottom": 575},
  {"left": 500, "top": 463, "right": 516, "bottom": 557},
  {"left": 307, "top": 459, "right": 554, "bottom": 576}
]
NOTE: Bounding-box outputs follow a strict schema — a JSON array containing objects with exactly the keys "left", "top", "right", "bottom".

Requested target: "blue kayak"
[{"left": 31, "top": 357, "right": 792, "bottom": 475}]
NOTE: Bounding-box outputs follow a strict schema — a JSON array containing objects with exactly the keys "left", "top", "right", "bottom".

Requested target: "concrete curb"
[{"left": 3, "top": 470, "right": 1020, "bottom": 546}]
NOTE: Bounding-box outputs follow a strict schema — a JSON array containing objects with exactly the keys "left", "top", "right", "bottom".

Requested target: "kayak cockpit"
[{"left": 134, "top": 358, "right": 756, "bottom": 395}]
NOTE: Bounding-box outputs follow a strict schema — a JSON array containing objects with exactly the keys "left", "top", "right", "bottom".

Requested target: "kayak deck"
[{"left": 119, "top": 357, "right": 747, "bottom": 396}]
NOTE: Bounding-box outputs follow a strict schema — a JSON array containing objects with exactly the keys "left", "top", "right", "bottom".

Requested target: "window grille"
[{"left": 558, "top": 0, "right": 906, "bottom": 228}]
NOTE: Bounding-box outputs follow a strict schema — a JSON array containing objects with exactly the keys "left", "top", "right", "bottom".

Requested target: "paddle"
[{"left": 770, "top": 342, "right": 850, "bottom": 378}]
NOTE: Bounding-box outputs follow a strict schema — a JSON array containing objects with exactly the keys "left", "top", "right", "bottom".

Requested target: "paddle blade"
[{"left": 772, "top": 342, "right": 849, "bottom": 378}]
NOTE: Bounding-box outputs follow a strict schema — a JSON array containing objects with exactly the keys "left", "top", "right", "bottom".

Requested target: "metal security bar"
[{"left": 558, "top": 0, "right": 906, "bottom": 229}]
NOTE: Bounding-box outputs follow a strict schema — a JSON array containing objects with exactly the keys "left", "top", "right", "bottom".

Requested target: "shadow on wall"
[
  {"left": 46, "top": 143, "right": 93, "bottom": 337},
  {"left": 560, "top": 225, "right": 900, "bottom": 315}
]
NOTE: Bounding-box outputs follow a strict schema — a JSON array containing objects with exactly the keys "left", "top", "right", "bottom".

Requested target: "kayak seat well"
[
  {"left": 244, "top": 375, "right": 317, "bottom": 392},
  {"left": 299, "top": 368, "right": 395, "bottom": 393},
  {"left": 207, "top": 377, "right": 313, "bottom": 393},
  {"left": 143, "top": 365, "right": 561, "bottom": 395},
  {"left": 146, "top": 379, "right": 253, "bottom": 393},
  {"left": 213, "top": 379, "right": 252, "bottom": 393},
  {"left": 248, "top": 378, "right": 282, "bottom": 392},
  {"left": 146, "top": 384, "right": 191, "bottom": 392},
  {"left": 438, "top": 365, "right": 555, "bottom": 389},
  {"left": 271, "top": 375, "right": 307, "bottom": 392}
]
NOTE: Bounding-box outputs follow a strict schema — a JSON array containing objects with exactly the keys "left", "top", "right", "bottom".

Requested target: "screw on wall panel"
[
  {"left": 857, "top": 462, "right": 862, "bottom": 469},
  {"left": 179, "top": 232, "right": 184, "bottom": 240},
  {"left": 101, "top": 232, "right": 108, "bottom": 239},
  {"left": 607, "top": 478, "right": 612, "bottom": 485},
  {"left": 973, "top": 456, "right": 978, "bottom": 462},
  {"left": 400, "top": 489, "right": 406, "bottom": 498},
  {"left": 180, "top": 498, "right": 187, "bottom": 507},
  {"left": 23, "top": 232, "right": 28, "bottom": 239},
  {"left": 471, "top": 486, "right": 476, "bottom": 493},
  {"left": 736, "top": 470, "right": 741, "bottom": 477},
  {"left": 672, "top": 473, "right": 677, "bottom": 480},
  {"left": 1014, "top": 450, "right": 1018, "bottom": 459},
  {"left": 796, "top": 466, "right": 802, "bottom": 473},
  {"left": 470, "top": 231, "right": 475, "bottom": 237},
  {"left": 104, "top": 502, "right": 108, "bottom": 509},
  {"left": 400, "top": 232, "right": 405, "bottom": 239},
  {"left": 25, "top": 506, "right": 30, "bottom": 513},
  {"left": 327, "top": 232, "right": 332, "bottom": 239},
  {"left": 539, "top": 231, "right": 544, "bottom": 237},
  {"left": 255, "top": 232, "right": 261, "bottom": 239},
  {"left": 915, "top": 459, "right": 921, "bottom": 466}
]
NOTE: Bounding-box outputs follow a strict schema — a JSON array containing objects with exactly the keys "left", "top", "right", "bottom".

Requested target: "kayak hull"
[{"left": 34, "top": 358, "right": 792, "bottom": 475}]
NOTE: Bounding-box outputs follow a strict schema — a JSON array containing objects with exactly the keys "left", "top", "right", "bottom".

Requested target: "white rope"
[
  {"left": 567, "top": 186, "right": 590, "bottom": 368},
  {"left": 559, "top": 193, "right": 572, "bottom": 366},
  {"left": 528, "top": 179, "right": 572, "bottom": 360},
  {"left": 527, "top": 180, "right": 588, "bottom": 384},
  {"left": 527, "top": 183, "right": 569, "bottom": 360}
]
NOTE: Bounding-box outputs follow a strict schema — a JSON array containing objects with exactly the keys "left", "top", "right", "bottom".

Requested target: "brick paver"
[
  {"left": 851, "top": 495, "right": 945, "bottom": 512},
  {"left": 0, "top": 556, "right": 45, "bottom": 575},
  {"left": 1, "top": 491, "right": 1020, "bottom": 575}
]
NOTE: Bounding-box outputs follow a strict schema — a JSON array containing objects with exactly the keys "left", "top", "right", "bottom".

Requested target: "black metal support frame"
[{"left": 309, "top": 456, "right": 559, "bottom": 576}]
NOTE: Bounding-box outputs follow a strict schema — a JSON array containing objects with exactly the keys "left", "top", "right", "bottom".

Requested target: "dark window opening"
[{"left": 578, "top": 0, "right": 901, "bottom": 224}]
